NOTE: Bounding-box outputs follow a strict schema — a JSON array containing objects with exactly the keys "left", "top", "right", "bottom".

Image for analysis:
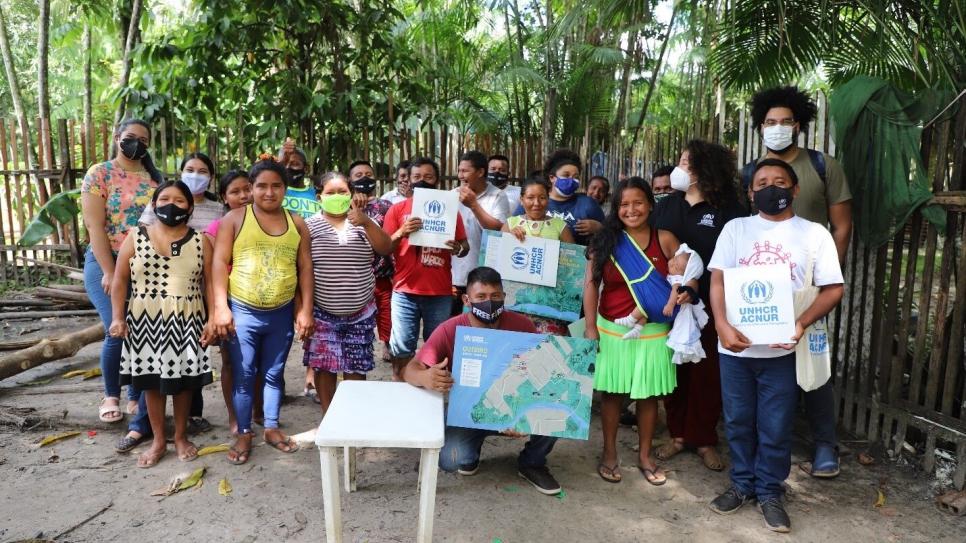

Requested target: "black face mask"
[
  {"left": 155, "top": 203, "right": 190, "bottom": 227},
  {"left": 119, "top": 138, "right": 148, "bottom": 160},
  {"left": 469, "top": 300, "right": 504, "bottom": 325},
  {"left": 487, "top": 172, "right": 509, "bottom": 188},
  {"left": 287, "top": 168, "right": 305, "bottom": 186},
  {"left": 411, "top": 180, "right": 435, "bottom": 190},
  {"left": 753, "top": 185, "right": 795, "bottom": 216},
  {"left": 353, "top": 176, "right": 377, "bottom": 195}
]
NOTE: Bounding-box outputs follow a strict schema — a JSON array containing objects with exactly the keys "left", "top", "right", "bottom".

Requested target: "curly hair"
[
  {"left": 685, "top": 139, "right": 740, "bottom": 209},
  {"left": 585, "top": 176, "right": 654, "bottom": 284},
  {"left": 543, "top": 148, "right": 582, "bottom": 179},
  {"left": 750, "top": 86, "right": 818, "bottom": 133}
]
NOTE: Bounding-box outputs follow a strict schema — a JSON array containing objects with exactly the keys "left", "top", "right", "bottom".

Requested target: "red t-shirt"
[
  {"left": 383, "top": 198, "right": 467, "bottom": 296},
  {"left": 598, "top": 228, "right": 669, "bottom": 321},
  {"left": 416, "top": 311, "right": 538, "bottom": 369}
]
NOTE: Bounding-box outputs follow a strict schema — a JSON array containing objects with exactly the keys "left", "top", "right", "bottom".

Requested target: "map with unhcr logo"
[
  {"left": 448, "top": 327, "right": 597, "bottom": 439},
  {"left": 478, "top": 230, "right": 585, "bottom": 322}
]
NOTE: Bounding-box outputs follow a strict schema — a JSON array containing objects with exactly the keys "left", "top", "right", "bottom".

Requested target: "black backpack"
[{"left": 741, "top": 148, "right": 827, "bottom": 191}]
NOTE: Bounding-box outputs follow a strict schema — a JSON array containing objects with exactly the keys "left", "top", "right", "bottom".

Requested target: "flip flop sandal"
[
  {"left": 638, "top": 466, "right": 667, "bottom": 486},
  {"left": 598, "top": 462, "right": 622, "bottom": 483},
  {"left": 227, "top": 446, "right": 251, "bottom": 465},
  {"left": 115, "top": 434, "right": 147, "bottom": 453},
  {"left": 187, "top": 417, "right": 213, "bottom": 433},
  {"left": 653, "top": 441, "right": 683, "bottom": 461},
  {"left": 697, "top": 447, "right": 725, "bottom": 472},
  {"left": 136, "top": 449, "right": 168, "bottom": 469},
  {"left": 98, "top": 397, "right": 123, "bottom": 423},
  {"left": 303, "top": 390, "right": 321, "bottom": 405},
  {"left": 126, "top": 401, "right": 139, "bottom": 415},
  {"left": 266, "top": 437, "right": 300, "bottom": 454},
  {"left": 178, "top": 442, "right": 199, "bottom": 462}
]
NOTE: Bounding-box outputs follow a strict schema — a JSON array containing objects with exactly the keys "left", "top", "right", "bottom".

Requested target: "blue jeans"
[
  {"left": 227, "top": 299, "right": 295, "bottom": 434},
  {"left": 804, "top": 380, "right": 837, "bottom": 449},
  {"left": 388, "top": 292, "right": 452, "bottom": 358},
  {"left": 438, "top": 425, "right": 558, "bottom": 472},
  {"left": 719, "top": 352, "right": 798, "bottom": 501},
  {"left": 83, "top": 247, "right": 137, "bottom": 401},
  {"left": 128, "top": 391, "right": 150, "bottom": 436}
]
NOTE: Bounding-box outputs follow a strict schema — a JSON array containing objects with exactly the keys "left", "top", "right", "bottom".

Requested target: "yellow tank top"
[{"left": 228, "top": 206, "right": 301, "bottom": 309}]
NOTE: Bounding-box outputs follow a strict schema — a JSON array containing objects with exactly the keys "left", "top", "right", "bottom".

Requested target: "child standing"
[
  {"left": 110, "top": 180, "right": 214, "bottom": 468},
  {"left": 211, "top": 156, "right": 315, "bottom": 465}
]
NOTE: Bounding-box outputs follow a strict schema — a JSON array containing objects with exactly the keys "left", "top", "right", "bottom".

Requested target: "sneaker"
[
  {"left": 457, "top": 460, "right": 480, "bottom": 476},
  {"left": 709, "top": 485, "right": 754, "bottom": 515},
  {"left": 518, "top": 465, "right": 562, "bottom": 495},
  {"left": 758, "top": 497, "right": 791, "bottom": 533}
]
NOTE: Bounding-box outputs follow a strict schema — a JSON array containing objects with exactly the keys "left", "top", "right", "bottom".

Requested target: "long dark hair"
[
  {"left": 180, "top": 152, "right": 218, "bottom": 202},
  {"left": 151, "top": 180, "right": 195, "bottom": 221},
  {"left": 585, "top": 177, "right": 654, "bottom": 284},
  {"left": 685, "top": 139, "right": 739, "bottom": 209},
  {"left": 249, "top": 156, "right": 290, "bottom": 186},
  {"left": 218, "top": 169, "right": 250, "bottom": 211},
  {"left": 116, "top": 118, "right": 164, "bottom": 185}
]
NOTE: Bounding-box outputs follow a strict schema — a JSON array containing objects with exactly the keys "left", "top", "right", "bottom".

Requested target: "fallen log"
[
  {"left": 0, "top": 323, "right": 104, "bottom": 381},
  {"left": 0, "top": 299, "right": 56, "bottom": 307},
  {"left": 0, "top": 383, "right": 102, "bottom": 396},
  {"left": 14, "top": 255, "right": 82, "bottom": 273},
  {"left": 45, "top": 284, "right": 88, "bottom": 293},
  {"left": 33, "top": 286, "right": 91, "bottom": 304},
  {"left": 0, "top": 309, "right": 99, "bottom": 320},
  {"left": 0, "top": 339, "right": 42, "bottom": 351}
]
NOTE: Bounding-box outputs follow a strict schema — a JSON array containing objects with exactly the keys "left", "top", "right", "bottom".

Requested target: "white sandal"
[{"left": 98, "top": 397, "right": 123, "bottom": 423}]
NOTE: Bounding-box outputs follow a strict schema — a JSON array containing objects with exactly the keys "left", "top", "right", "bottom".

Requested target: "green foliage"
[{"left": 17, "top": 189, "right": 80, "bottom": 247}]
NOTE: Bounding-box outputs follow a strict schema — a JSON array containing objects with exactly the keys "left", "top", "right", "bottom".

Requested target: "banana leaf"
[{"left": 18, "top": 189, "right": 81, "bottom": 247}]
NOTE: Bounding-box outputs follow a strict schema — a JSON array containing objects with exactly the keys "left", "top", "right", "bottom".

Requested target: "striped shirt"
[{"left": 305, "top": 212, "right": 376, "bottom": 315}]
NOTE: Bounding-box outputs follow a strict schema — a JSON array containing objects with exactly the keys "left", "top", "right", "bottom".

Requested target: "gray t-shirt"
[{"left": 139, "top": 198, "right": 226, "bottom": 231}]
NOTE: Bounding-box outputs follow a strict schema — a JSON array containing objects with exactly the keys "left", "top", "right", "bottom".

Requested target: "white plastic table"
[{"left": 315, "top": 380, "right": 444, "bottom": 543}]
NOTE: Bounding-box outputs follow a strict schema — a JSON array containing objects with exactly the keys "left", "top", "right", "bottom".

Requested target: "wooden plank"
[
  {"left": 859, "top": 244, "right": 888, "bottom": 436},
  {"left": 889, "top": 214, "right": 923, "bottom": 402},
  {"left": 878, "top": 230, "right": 906, "bottom": 402},
  {"left": 923, "top": 214, "right": 956, "bottom": 412},
  {"left": 10, "top": 119, "right": 26, "bottom": 286},
  {"left": 908, "top": 222, "right": 940, "bottom": 406},
  {"left": 0, "top": 122, "right": 9, "bottom": 283}
]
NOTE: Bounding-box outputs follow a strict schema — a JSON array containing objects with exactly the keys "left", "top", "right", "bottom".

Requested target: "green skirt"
[{"left": 593, "top": 315, "right": 676, "bottom": 399}]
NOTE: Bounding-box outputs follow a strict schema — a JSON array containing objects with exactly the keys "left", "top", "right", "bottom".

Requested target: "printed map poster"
[
  {"left": 496, "top": 235, "right": 560, "bottom": 287},
  {"left": 447, "top": 326, "right": 596, "bottom": 440},
  {"left": 479, "top": 230, "right": 585, "bottom": 322},
  {"left": 409, "top": 188, "right": 459, "bottom": 249},
  {"left": 723, "top": 264, "right": 796, "bottom": 345}
]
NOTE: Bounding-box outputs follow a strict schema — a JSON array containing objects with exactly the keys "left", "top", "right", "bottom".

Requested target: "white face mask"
[
  {"left": 181, "top": 172, "right": 210, "bottom": 195},
  {"left": 670, "top": 166, "right": 693, "bottom": 192},
  {"left": 762, "top": 124, "right": 795, "bottom": 152}
]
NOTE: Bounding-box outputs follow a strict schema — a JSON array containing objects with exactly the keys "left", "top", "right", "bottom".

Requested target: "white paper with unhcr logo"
[
  {"left": 490, "top": 235, "right": 560, "bottom": 287},
  {"left": 723, "top": 264, "right": 796, "bottom": 345},
  {"left": 409, "top": 188, "right": 460, "bottom": 249}
]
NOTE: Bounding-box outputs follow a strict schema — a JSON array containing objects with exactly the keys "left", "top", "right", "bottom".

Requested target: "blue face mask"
[{"left": 554, "top": 177, "right": 579, "bottom": 198}]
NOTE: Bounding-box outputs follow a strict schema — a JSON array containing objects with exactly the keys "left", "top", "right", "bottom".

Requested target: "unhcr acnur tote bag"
[{"left": 792, "top": 223, "right": 832, "bottom": 392}]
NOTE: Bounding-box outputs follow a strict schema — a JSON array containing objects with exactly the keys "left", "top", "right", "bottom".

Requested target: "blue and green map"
[
  {"left": 479, "top": 230, "right": 586, "bottom": 322},
  {"left": 448, "top": 326, "right": 596, "bottom": 440}
]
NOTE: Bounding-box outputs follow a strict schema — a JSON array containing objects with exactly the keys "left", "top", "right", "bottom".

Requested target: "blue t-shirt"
[
  {"left": 514, "top": 194, "right": 604, "bottom": 245},
  {"left": 283, "top": 185, "right": 321, "bottom": 219}
]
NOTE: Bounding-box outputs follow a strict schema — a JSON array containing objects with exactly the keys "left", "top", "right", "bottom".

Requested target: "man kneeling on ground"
[{"left": 402, "top": 266, "right": 562, "bottom": 495}]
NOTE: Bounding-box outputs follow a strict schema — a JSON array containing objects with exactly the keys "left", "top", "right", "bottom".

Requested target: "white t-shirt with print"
[
  {"left": 451, "top": 182, "right": 510, "bottom": 286},
  {"left": 708, "top": 214, "right": 844, "bottom": 359}
]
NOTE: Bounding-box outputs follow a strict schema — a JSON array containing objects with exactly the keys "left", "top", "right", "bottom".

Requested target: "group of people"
[{"left": 81, "top": 85, "right": 851, "bottom": 534}]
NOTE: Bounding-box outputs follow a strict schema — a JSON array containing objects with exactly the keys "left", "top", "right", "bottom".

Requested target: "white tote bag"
[{"left": 792, "top": 224, "right": 832, "bottom": 392}]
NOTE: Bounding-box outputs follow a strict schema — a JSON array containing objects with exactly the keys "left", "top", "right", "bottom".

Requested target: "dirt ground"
[{"left": 1, "top": 315, "right": 965, "bottom": 543}]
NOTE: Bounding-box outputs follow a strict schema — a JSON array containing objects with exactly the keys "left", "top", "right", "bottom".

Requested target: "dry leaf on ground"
[{"left": 37, "top": 431, "right": 80, "bottom": 447}]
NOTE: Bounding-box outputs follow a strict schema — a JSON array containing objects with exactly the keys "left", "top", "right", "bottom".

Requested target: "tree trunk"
[
  {"left": 83, "top": 19, "right": 92, "bottom": 160},
  {"left": 614, "top": 37, "right": 637, "bottom": 136},
  {"left": 631, "top": 2, "right": 678, "bottom": 146},
  {"left": 113, "top": 0, "right": 144, "bottom": 127},
  {"left": 0, "top": 324, "right": 104, "bottom": 381},
  {"left": 541, "top": 1, "right": 556, "bottom": 155},
  {"left": 0, "top": 6, "right": 36, "bottom": 167},
  {"left": 37, "top": 0, "right": 51, "bottom": 120}
]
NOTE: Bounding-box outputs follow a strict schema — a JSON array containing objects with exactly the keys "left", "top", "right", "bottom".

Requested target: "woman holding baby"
[{"left": 646, "top": 139, "right": 747, "bottom": 472}]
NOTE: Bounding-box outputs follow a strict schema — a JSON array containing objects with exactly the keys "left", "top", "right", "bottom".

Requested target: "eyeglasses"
[{"left": 763, "top": 119, "right": 796, "bottom": 127}]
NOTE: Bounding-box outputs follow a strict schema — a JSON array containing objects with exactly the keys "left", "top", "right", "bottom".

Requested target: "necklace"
[{"left": 521, "top": 218, "right": 552, "bottom": 233}]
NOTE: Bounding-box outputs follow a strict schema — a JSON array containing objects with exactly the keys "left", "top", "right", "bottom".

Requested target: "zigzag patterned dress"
[{"left": 119, "top": 226, "right": 213, "bottom": 395}]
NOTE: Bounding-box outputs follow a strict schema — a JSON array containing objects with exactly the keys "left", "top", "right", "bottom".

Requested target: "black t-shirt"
[{"left": 649, "top": 192, "right": 748, "bottom": 305}]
